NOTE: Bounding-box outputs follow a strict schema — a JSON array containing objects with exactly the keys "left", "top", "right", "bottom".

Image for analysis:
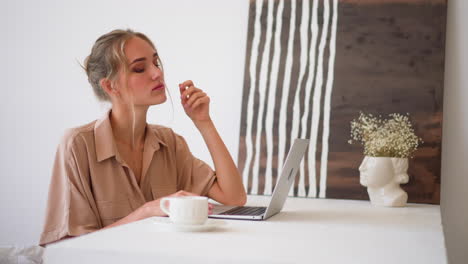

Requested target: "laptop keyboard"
[{"left": 220, "top": 206, "right": 266, "bottom": 216}]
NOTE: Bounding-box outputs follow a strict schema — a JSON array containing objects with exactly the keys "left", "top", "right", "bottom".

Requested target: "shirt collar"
[
  {"left": 94, "top": 110, "right": 167, "bottom": 162},
  {"left": 144, "top": 123, "right": 167, "bottom": 153}
]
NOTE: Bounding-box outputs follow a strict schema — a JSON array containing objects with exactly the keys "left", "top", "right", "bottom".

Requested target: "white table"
[{"left": 44, "top": 196, "right": 446, "bottom": 264}]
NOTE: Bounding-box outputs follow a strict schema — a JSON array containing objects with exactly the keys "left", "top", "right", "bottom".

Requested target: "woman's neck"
[{"left": 110, "top": 104, "right": 149, "bottom": 150}]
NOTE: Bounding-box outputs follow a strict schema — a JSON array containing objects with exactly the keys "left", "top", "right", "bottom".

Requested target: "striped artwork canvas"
[{"left": 238, "top": 0, "right": 447, "bottom": 204}]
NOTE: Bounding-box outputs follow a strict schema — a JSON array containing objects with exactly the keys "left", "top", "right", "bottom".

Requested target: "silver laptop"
[{"left": 209, "top": 139, "right": 309, "bottom": 220}]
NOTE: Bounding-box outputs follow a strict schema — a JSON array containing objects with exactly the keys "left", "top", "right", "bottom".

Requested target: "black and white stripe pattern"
[{"left": 239, "top": 0, "right": 338, "bottom": 198}]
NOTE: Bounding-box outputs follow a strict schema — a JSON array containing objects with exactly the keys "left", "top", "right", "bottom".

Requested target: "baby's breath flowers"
[{"left": 348, "top": 112, "right": 423, "bottom": 158}]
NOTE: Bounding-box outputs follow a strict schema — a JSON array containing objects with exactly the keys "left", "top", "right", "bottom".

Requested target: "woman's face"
[{"left": 114, "top": 36, "right": 167, "bottom": 106}]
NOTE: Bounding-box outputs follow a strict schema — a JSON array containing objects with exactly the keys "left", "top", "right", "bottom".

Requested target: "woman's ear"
[{"left": 100, "top": 78, "right": 118, "bottom": 97}]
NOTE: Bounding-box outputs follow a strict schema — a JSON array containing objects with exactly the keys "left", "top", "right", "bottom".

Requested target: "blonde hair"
[{"left": 83, "top": 29, "right": 159, "bottom": 101}]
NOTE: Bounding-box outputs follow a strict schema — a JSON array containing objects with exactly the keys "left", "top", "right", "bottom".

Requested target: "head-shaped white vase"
[{"left": 359, "top": 156, "right": 409, "bottom": 207}]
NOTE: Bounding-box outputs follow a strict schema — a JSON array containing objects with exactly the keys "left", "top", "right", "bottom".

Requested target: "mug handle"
[{"left": 160, "top": 198, "right": 171, "bottom": 216}]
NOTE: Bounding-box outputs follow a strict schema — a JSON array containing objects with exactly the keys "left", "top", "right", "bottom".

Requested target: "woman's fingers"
[
  {"left": 184, "top": 92, "right": 206, "bottom": 108},
  {"left": 208, "top": 203, "right": 214, "bottom": 214},
  {"left": 179, "top": 81, "right": 196, "bottom": 98},
  {"left": 190, "top": 96, "right": 210, "bottom": 110},
  {"left": 179, "top": 80, "right": 194, "bottom": 90},
  {"left": 179, "top": 85, "right": 210, "bottom": 111},
  {"left": 180, "top": 85, "right": 200, "bottom": 101},
  {"left": 180, "top": 86, "right": 197, "bottom": 106},
  {"left": 171, "top": 190, "right": 199, "bottom": 197}
]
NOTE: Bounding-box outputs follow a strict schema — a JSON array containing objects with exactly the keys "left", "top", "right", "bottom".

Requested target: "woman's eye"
[
  {"left": 134, "top": 68, "right": 144, "bottom": 73},
  {"left": 154, "top": 61, "right": 161, "bottom": 68}
]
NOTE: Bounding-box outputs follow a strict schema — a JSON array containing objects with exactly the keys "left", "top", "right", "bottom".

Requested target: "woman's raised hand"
[{"left": 179, "top": 80, "right": 211, "bottom": 124}]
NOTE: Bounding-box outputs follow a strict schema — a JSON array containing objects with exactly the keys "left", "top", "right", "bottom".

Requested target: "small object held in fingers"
[{"left": 181, "top": 85, "right": 189, "bottom": 98}]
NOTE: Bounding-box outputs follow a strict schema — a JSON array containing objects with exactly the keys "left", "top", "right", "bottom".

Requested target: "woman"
[{"left": 39, "top": 29, "right": 246, "bottom": 246}]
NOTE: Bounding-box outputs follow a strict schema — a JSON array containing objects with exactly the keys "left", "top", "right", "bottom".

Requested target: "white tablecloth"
[{"left": 44, "top": 196, "right": 446, "bottom": 264}]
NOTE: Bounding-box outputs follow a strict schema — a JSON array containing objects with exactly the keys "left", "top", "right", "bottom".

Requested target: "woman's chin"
[
  {"left": 134, "top": 98, "right": 167, "bottom": 107},
  {"left": 150, "top": 96, "right": 167, "bottom": 106}
]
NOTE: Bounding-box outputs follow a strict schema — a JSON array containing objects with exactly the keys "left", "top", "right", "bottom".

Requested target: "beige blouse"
[{"left": 39, "top": 111, "right": 217, "bottom": 245}]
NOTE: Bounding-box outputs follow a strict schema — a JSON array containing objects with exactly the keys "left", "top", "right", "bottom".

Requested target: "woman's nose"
[{"left": 150, "top": 64, "right": 162, "bottom": 80}]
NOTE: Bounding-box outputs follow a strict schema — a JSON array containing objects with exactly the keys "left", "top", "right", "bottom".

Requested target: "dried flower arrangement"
[{"left": 348, "top": 112, "right": 423, "bottom": 158}]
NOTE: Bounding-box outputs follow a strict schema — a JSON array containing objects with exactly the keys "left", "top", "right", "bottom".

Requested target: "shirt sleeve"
[
  {"left": 174, "top": 133, "right": 217, "bottom": 196},
  {"left": 39, "top": 131, "right": 100, "bottom": 246}
]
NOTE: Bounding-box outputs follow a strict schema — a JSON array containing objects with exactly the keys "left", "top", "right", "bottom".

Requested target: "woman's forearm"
[
  {"left": 195, "top": 119, "right": 247, "bottom": 205},
  {"left": 101, "top": 190, "right": 205, "bottom": 230},
  {"left": 102, "top": 205, "right": 150, "bottom": 230}
]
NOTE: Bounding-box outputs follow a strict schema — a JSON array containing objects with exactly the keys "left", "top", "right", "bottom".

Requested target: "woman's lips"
[{"left": 152, "top": 84, "right": 165, "bottom": 91}]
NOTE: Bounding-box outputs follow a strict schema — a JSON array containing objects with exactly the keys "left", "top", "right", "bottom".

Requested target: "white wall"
[
  {"left": 2, "top": 1, "right": 467, "bottom": 263},
  {"left": 0, "top": 0, "right": 248, "bottom": 245},
  {"left": 441, "top": 0, "right": 468, "bottom": 263}
]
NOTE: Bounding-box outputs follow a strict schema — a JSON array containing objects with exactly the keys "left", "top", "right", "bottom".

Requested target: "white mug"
[{"left": 160, "top": 196, "right": 208, "bottom": 225}]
